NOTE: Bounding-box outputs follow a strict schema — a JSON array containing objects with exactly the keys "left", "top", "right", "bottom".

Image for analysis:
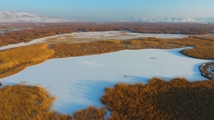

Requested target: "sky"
[{"left": 0, "top": 0, "right": 214, "bottom": 21}]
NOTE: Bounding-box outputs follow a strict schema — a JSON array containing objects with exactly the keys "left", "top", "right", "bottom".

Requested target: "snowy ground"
[
  {"left": 0, "top": 31, "right": 188, "bottom": 51},
  {"left": 0, "top": 35, "right": 54, "bottom": 51},
  {"left": 0, "top": 47, "right": 211, "bottom": 114},
  {"left": 62, "top": 31, "right": 187, "bottom": 43}
]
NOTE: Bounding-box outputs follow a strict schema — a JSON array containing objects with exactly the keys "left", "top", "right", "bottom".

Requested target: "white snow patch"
[
  {"left": 0, "top": 35, "right": 58, "bottom": 51},
  {"left": 0, "top": 47, "right": 211, "bottom": 115},
  {"left": 0, "top": 31, "right": 188, "bottom": 51},
  {"left": 68, "top": 31, "right": 187, "bottom": 41}
]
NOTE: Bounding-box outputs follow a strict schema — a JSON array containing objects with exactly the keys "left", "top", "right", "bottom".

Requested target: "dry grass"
[
  {"left": 182, "top": 45, "right": 214, "bottom": 59},
  {"left": 73, "top": 106, "right": 106, "bottom": 120},
  {"left": 50, "top": 39, "right": 184, "bottom": 58},
  {"left": 0, "top": 84, "right": 105, "bottom": 120},
  {"left": 0, "top": 43, "right": 54, "bottom": 69},
  {"left": 128, "top": 37, "right": 214, "bottom": 59},
  {"left": 193, "top": 36, "right": 214, "bottom": 42},
  {"left": 160, "top": 38, "right": 214, "bottom": 59},
  {"left": 100, "top": 40, "right": 121, "bottom": 44},
  {"left": 130, "top": 40, "right": 143, "bottom": 45},
  {"left": 0, "top": 84, "right": 71, "bottom": 120},
  {"left": 0, "top": 43, "right": 54, "bottom": 78},
  {"left": 50, "top": 42, "right": 124, "bottom": 58},
  {"left": 101, "top": 78, "right": 214, "bottom": 120}
]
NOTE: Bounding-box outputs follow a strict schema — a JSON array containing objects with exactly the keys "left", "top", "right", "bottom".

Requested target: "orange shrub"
[{"left": 101, "top": 78, "right": 214, "bottom": 120}]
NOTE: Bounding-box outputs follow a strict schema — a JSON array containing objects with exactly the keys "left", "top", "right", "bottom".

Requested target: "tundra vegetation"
[
  {"left": 0, "top": 43, "right": 54, "bottom": 78},
  {"left": 101, "top": 78, "right": 214, "bottom": 120},
  {"left": 0, "top": 84, "right": 71, "bottom": 120},
  {"left": 0, "top": 23, "right": 214, "bottom": 119}
]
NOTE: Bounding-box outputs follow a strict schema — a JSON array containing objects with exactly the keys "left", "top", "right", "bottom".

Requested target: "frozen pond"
[{"left": 0, "top": 47, "right": 210, "bottom": 114}]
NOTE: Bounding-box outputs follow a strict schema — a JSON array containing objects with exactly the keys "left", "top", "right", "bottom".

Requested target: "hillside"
[
  {"left": 0, "top": 11, "right": 69, "bottom": 23},
  {"left": 129, "top": 17, "right": 214, "bottom": 23}
]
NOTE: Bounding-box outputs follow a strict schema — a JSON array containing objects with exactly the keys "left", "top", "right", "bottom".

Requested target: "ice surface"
[{"left": 0, "top": 47, "right": 210, "bottom": 114}]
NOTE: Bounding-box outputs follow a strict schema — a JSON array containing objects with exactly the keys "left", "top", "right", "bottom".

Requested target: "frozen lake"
[{"left": 0, "top": 47, "right": 210, "bottom": 114}]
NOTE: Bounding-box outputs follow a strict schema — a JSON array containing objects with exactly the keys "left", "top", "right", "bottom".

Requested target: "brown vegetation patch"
[
  {"left": 0, "top": 43, "right": 54, "bottom": 78},
  {"left": 73, "top": 107, "right": 106, "bottom": 120},
  {"left": 101, "top": 78, "right": 214, "bottom": 120},
  {"left": 50, "top": 39, "right": 184, "bottom": 58},
  {"left": 0, "top": 84, "right": 71, "bottom": 120},
  {"left": 100, "top": 40, "right": 121, "bottom": 44},
  {"left": 181, "top": 45, "right": 214, "bottom": 59},
  {"left": 50, "top": 36, "right": 214, "bottom": 60},
  {"left": 192, "top": 36, "right": 214, "bottom": 42},
  {"left": 154, "top": 37, "right": 214, "bottom": 60}
]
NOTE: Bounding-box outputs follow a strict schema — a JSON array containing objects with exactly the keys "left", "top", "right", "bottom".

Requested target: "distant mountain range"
[
  {"left": 1, "top": 11, "right": 214, "bottom": 23},
  {"left": 129, "top": 17, "right": 214, "bottom": 23},
  {"left": 0, "top": 11, "right": 70, "bottom": 23}
]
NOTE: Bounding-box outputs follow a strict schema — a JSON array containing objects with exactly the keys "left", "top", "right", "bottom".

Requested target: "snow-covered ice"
[
  {"left": 0, "top": 31, "right": 188, "bottom": 51},
  {"left": 69, "top": 31, "right": 187, "bottom": 40},
  {"left": 0, "top": 47, "right": 211, "bottom": 114},
  {"left": 60, "top": 31, "right": 187, "bottom": 43}
]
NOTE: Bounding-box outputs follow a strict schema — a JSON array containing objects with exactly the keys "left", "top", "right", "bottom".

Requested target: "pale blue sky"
[{"left": 0, "top": 0, "right": 214, "bottom": 21}]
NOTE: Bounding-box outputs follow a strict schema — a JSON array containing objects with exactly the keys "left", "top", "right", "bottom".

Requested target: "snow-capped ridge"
[
  {"left": 0, "top": 11, "right": 70, "bottom": 23},
  {"left": 129, "top": 17, "right": 214, "bottom": 23}
]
